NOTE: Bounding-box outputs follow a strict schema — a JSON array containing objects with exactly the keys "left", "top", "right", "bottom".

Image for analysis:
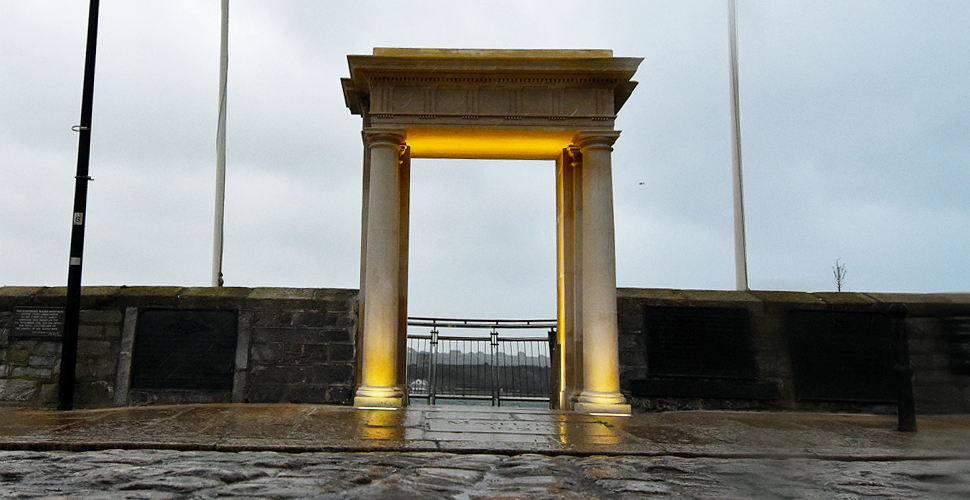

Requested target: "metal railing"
[{"left": 406, "top": 317, "right": 556, "bottom": 406}]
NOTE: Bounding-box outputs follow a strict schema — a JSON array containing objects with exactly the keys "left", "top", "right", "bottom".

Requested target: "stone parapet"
[
  {"left": 4, "top": 286, "right": 969, "bottom": 414},
  {"left": 618, "top": 288, "right": 970, "bottom": 414},
  {"left": 0, "top": 287, "right": 358, "bottom": 409}
]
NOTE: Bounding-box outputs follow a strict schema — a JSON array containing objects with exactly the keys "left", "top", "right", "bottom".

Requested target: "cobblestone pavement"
[{"left": 1, "top": 449, "right": 969, "bottom": 499}]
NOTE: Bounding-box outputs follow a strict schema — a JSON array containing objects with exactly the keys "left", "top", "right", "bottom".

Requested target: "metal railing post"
[
  {"left": 548, "top": 327, "right": 559, "bottom": 407},
  {"left": 491, "top": 327, "right": 499, "bottom": 406},
  {"left": 429, "top": 325, "right": 438, "bottom": 406}
]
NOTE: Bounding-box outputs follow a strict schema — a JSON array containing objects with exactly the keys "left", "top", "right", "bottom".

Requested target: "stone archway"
[{"left": 342, "top": 48, "right": 641, "bottom": 414}]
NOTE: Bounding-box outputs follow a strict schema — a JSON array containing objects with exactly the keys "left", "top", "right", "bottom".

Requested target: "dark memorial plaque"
[
  {"left": 131, "top": 309, "right": 238, "bottom": 391},
  {"left": 643, "top": 306, "right": 757, "bottom": 380},
  {"left": 11, "top": 307, "right": 65, "bottom": 340},
  {"left": 938, "top": 317, "right": 970, "bottom": 375},
  {"left": 629, "top": 377, "right": 779, "bottom": 400},
  {"left": 787, "top": 310, "right": 895, "bottom": 403}
]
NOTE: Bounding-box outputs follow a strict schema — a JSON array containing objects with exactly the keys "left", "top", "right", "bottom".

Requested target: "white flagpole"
[
  {"left": 728, "top": 0, "right": 749, "bottom": 291},
  {"left": 212, "top": 0, "right": 228, "bottom": 286}
]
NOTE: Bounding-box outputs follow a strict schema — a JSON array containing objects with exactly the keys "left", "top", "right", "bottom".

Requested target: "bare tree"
[{"left": 833, "top": 259, "right": 847, "bottom": 292}]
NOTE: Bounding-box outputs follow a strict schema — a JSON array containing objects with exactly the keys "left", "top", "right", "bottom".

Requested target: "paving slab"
[{"left": 1, "top": 404, "right": 969, "bottom": 460}]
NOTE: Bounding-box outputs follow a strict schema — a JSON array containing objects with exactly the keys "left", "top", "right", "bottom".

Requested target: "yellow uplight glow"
[{"left": 406, "top": 128, "right": 576, "bottom": 160}]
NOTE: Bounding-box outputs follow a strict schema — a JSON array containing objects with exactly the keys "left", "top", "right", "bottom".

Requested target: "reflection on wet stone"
[
  {"left": 359, "top": 409, "right": 406, "bottom": 441},
  {"left": 427, "top": 419, "right": 559, "bottom": 434}
]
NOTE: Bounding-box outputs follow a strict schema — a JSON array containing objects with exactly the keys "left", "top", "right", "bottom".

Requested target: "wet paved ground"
[{"left": 1, "top": 404, "right": 969, "bottom": 498}]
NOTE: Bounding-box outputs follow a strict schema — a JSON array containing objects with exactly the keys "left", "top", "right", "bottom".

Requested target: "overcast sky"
[{"left": 2, "top": 1, "right": 968, "bottom": 319}]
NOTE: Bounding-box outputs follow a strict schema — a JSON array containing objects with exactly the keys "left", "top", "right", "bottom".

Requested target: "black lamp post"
[{"left": 58, "top": 0, "right": 100, "bottom": 411}]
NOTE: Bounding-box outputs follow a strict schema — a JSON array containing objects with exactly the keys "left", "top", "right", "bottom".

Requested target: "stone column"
[
  {"left": 556, "top": 147, "right": 584, "bottom": 409},
  {"left": 355, "top": 130, "right": 406, "bottom": 408},
  {"left": 396, "top": 146, "right": 411, "bottom": 405},
  {"left": 555, "top": 150, "right": 572, "bottom": 409},
  {"left": 573, "top": 132, "right": 631, "bottom": 415}
]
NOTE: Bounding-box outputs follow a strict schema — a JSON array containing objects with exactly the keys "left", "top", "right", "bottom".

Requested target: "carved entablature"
[
  {"left": 366, "top": 78, "right": 618, "bottom": 129},
  {"left": 342, "top": 48, "right": 642, "bottom": 159},
  {"left": 343, "top": 49, "right": 641, "bottom": 131}
]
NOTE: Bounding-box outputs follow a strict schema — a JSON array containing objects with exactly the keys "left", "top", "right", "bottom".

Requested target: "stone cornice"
[{"left": 343, "top": 48, "right": 642, "bottom": 116}]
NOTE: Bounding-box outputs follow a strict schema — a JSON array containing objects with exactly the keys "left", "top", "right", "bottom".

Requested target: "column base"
[
  {"left": 354, "top": 386, "right": 405, "bottom": 409},
  {"left": 573, "top": 391, "right": 631, "bottom": 415}
]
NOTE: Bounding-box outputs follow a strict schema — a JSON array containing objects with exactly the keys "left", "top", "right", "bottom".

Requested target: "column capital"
[
  {"left": 363, "top": 128, "right": 407, "bottom": 148},
  {"left": 573, "top": 130, "right": 621, "bottom": 150},
  {"left": 564, "top": 145, "right": 582, "bottom": 165}
]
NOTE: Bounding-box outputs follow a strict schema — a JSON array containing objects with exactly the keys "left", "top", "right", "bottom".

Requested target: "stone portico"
[{"left": 342, "top": 48, "right": 642, "bottom": 413}]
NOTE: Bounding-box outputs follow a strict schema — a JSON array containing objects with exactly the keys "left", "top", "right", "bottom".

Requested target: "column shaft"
[
  {"left": 397, "top": 147, "right": 411, "bottom": 404},
  {"left": 575, "top": 133, "right": 630, "bottom": 414},
  {"left": 355, "top": 132, "right": 406, "bottom": 408},
  {"left": 571, "top": 149, "right": 585, "bottom": 405},
  {"left": 556, "top": 148, "right": 586, "bottom": 409},
  {"left": 555, "top": 149, "right": 576, "bottom": 409},
  {"left": 357, "top": 130, "right": 371, "bottom": 387}
]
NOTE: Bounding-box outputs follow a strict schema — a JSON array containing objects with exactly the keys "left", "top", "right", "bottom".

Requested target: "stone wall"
[
  {"left": 0, "top": 287, "right": 125, "bottom": 407},
  {"left": 246, "top": 289, "right": 358, "bottom": 405},
  {"left": 4, "top": 285, "right": 970, "bottom": 413},
  {"left": 0, "top": 287, "right": 358, "bottom": 409},
  {"left": 617, "top": 289, "right": 970, "bottom": 414}
]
